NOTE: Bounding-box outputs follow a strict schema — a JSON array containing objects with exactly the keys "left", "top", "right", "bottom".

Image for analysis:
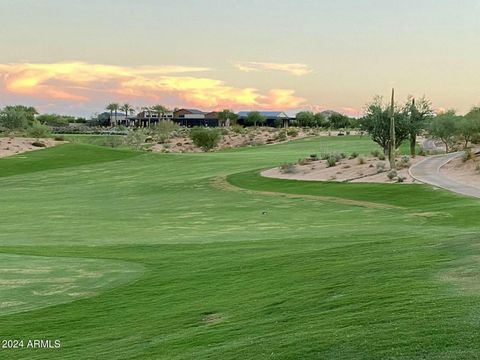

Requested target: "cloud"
[
  {"left": 234, "top": 61, "right": 311, "bottom": 76},
  {"left": 0, "top": 61, "right": 306, "bottom": 112}
]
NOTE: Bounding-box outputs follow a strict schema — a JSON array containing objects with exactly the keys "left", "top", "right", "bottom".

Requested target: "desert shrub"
[
  {"left": 275, "top": 130, "right": 287, "bottom": 142},
  {"left": 53, "top": 135, "right": 65, "bottom": 141},
  {"left": 371, "top": 149, "right": 381, "bottom": 157},
  {"left": 287, "top": 128, "right": 299, "bottom": 137},
  {"left": 320, "top": 153, "right": 330, "bottom": 160},
  {"left": 151, "top": 120, "right": 178, "bottom": 143},
  {"left": 27, "top": 121, "right": 51, "bottom": 139},
  {"left": 463, "top": 149, "right": 474, "bottom": 162},
  {"left": 339, "top": 153, "right": 347, "bottom": 159},
  {"left": 357, "top": 156, "right": 366, "bottom": 165},
  {"left": 398, "top": 155, "right": 411, "bottom": 169},
  {"left": 417, "top": 148, "right": 426, "bottom": 156},
  {"left": 387, "top": 169, "right": 397, "bottom": 180},
  {"left": 378, "top": 153, "right": 386, "bottom": 161},
  {"left": 309, "top": 154, "right": 318, "bottom": 161},
  {"left": 190, "top": 127, "right": 222, "bottom": 151},
  {"left": 397, "top": 176, "right": 407, "bottom": 183},
  {"left": 350, "top": 152, "right": 359, "bottom": 159},
  {"left": 230, "top": 125, "right": 245, "bottom": 134},
  {"left": 376, "top": 162, "right": 386, "bottom": 173},
  {"left": 280, "top": 163, "right": 297, "bottom": 174},
  {"left": 125, "top": 129, "right": 148, "bottom": 150},
  {"left": 326, "top": 156, "right": 337, "bottom": 167},
  {"left": 220, "top": 128, "right": 229, "bottom": 135},
  {"left": 297, "top": 158, "right": 311, "bottom": 165},
  {"left": 31, "top": 141, "right": 46, "bottom": 147}
]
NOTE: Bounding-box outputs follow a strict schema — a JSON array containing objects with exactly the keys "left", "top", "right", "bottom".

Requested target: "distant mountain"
[{"left": 319, "top": 110, "right": 341, "bottom": 119}]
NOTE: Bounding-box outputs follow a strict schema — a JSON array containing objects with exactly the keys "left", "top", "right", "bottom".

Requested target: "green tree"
[
  {"left": 361, "top": 96, "right": 410, "bottom": 158},
  {"left": 151, "top": 104, "right": 169, "bottom": 120},
  {"left": 296, "top": 111, "right": 316, "bottom": 127},
  {"left": 218, "top": 109, "right": 238, "bottom": 127},
  {"left": 429, "top": 110, "right": 461, "bottom": 153},
  {"left": 120, "top": 103, "right": 133, "bottom": 119},
  {"left": 314, "top": 112, "right": 329, "bottom": 128},
  {"left": 404, "top": 96, "right": 434, "bottom": 157},
  {"left": 0, "top": 106, "right": 32, "bottom": 130},
  {"left": 106, "top": 103, "right": 119, "bottom": 126},
  {"left": 329, "top": 113, "right": 351, "bottom": 130},
  {"left": 245, "top": 111, "right": 266, "bottom": 127},
  {"left": 459, "top": 107, "right": 480, "bottom": 149},
  {"left": 36, "top": 114, "right": 70, "bottom": 126}
]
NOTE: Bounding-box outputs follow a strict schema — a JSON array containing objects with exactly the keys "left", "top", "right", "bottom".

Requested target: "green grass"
[{"left": 0, "top": 135, "right": 479, "bottom": 359}]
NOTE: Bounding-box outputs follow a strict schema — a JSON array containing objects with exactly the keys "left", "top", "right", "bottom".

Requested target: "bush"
[
  {"left": 287, "top": 128, "right": 299, "bottom": 137},
  {"left": 27, "top": 121, "right": 51, "bottom": 139},
  {"left": 326, "top": 156, "right": 337, "bottom": 167},
  {"left": 151, "top": 120, "right": 179, "bottom": 143},
  {"left": 387, "top": 169, "right": 397, "bottom": 180},
  {"left": 309, "top": 154, "right": 318, "bottom": 161},
  {"left": 371, "top": 149, "right": 381, "bottom": 157},
  {"left": 125, "top": 129, "right": 148, "bottom": 150},
  {"left": 378, "top": 153, "right": 386, "bottom": 160},
  {"left": 350, "top": 152, "right": 359, "bottom": 159},
  {"left": 54, "top": 135, "right": 65, "bottom": 141},
  {"left": 397, "top": 176, "right": 407, "bottom": 183},
  {"left": 376, "top": 162, "right": 385, "bottom": 173},
  {"left": 31, "top": 141, "right": 46, "bottom": 147},
  {"left": 297, "top": 158, "right": 310, "bottom": 165},
  {"left": 230, "top": 125, "right": 245, "bottom": 134},
  {"left": 357, "top": 156, "right": 366, "bottom": 165},
  {"left": 275, "top": 130, "right": 287, "bottom": 142},
  {"left": 398, "top": 155, "right": 411, "bottom": 169},
  {"left": 463, "top": 149, "right": 474, "bottom": 162},
  {"left": 190, "top": 127, "right": 222, "bottom": 151},
  {"left": 280, "top": 163, "right": 297, "bottom": 174}
]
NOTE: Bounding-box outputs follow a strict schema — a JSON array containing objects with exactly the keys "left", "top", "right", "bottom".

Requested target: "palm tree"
[
  {"left": 151, "top": 105, "right": 169, "bottom": 124},
  {"left": 106, "top": 103, "right": 119, "bottom": 126},
  {"left": 120, "top": 103, "right": 133, "bottom": 126}
]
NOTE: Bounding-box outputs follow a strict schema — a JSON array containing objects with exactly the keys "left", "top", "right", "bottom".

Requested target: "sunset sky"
[{"left": 1, "top": 0, "right": 479, "bottom": 117}]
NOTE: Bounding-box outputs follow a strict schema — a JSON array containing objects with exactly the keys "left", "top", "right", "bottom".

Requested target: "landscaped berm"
[{"left": 0, "top": 134, "right": 480, "bottom": 359}]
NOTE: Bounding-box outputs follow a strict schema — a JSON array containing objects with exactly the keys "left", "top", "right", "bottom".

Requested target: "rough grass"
[{"left": 0, "top": 136, "right": 479, "bottom": 359}]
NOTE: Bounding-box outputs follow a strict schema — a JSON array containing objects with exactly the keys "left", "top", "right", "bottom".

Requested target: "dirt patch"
[
  {"left": 441, "top": 150, "right": 480, "bottom": 188},
  {"left": 212, "top": 176, "right": 401, "bottom": 210},
  {"left": 262, "top": 155, "right": 425, "bottom": 184},
  {"left": 0, "top": 137, "right": 65, "bottom": 158}
]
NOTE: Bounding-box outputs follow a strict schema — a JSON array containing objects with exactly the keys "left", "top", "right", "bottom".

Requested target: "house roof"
[
  {"left": 238, "top": 111, "right": 288, "bottom": 118},
  {"left": 176, "top": 108, "right": 205, "bottom": 114}
]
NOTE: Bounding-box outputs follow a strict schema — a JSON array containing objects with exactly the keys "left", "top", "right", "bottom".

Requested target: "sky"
[{"left": 0, "top": 0, "right": 479, "bottom": 117}]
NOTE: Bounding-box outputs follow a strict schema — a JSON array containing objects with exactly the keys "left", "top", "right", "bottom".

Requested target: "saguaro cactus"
[{"left": 388, "top": 88, "right": 396, "bottom": 169}]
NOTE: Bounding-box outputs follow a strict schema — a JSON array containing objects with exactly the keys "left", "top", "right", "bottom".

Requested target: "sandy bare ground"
[
  {"left": 441, "top": 150, "right": 480, "bottom": 189},
  {"left": 0, "top": 137, "right": 64, "bottom": 158},
  {"left": 262, "top": 155, "right": 426, "bottom": 184}
]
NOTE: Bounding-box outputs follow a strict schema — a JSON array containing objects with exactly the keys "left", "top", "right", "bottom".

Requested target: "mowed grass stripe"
[{"left": 0, "top": 136, "right": 479, "bottom": 359}]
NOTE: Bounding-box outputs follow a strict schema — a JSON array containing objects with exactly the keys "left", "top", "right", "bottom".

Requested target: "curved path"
[{"left": 410, "top": 152, "right": 480, "bottom": 199}]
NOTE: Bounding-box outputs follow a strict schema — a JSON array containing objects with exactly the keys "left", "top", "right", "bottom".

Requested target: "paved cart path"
[{"left": 410, "top": 152, "right": 480, "bottom": 199}]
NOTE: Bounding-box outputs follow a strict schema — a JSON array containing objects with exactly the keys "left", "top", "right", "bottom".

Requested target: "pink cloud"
[{"left": 0, "top": 62, "right": 306, "bottom": 113}]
